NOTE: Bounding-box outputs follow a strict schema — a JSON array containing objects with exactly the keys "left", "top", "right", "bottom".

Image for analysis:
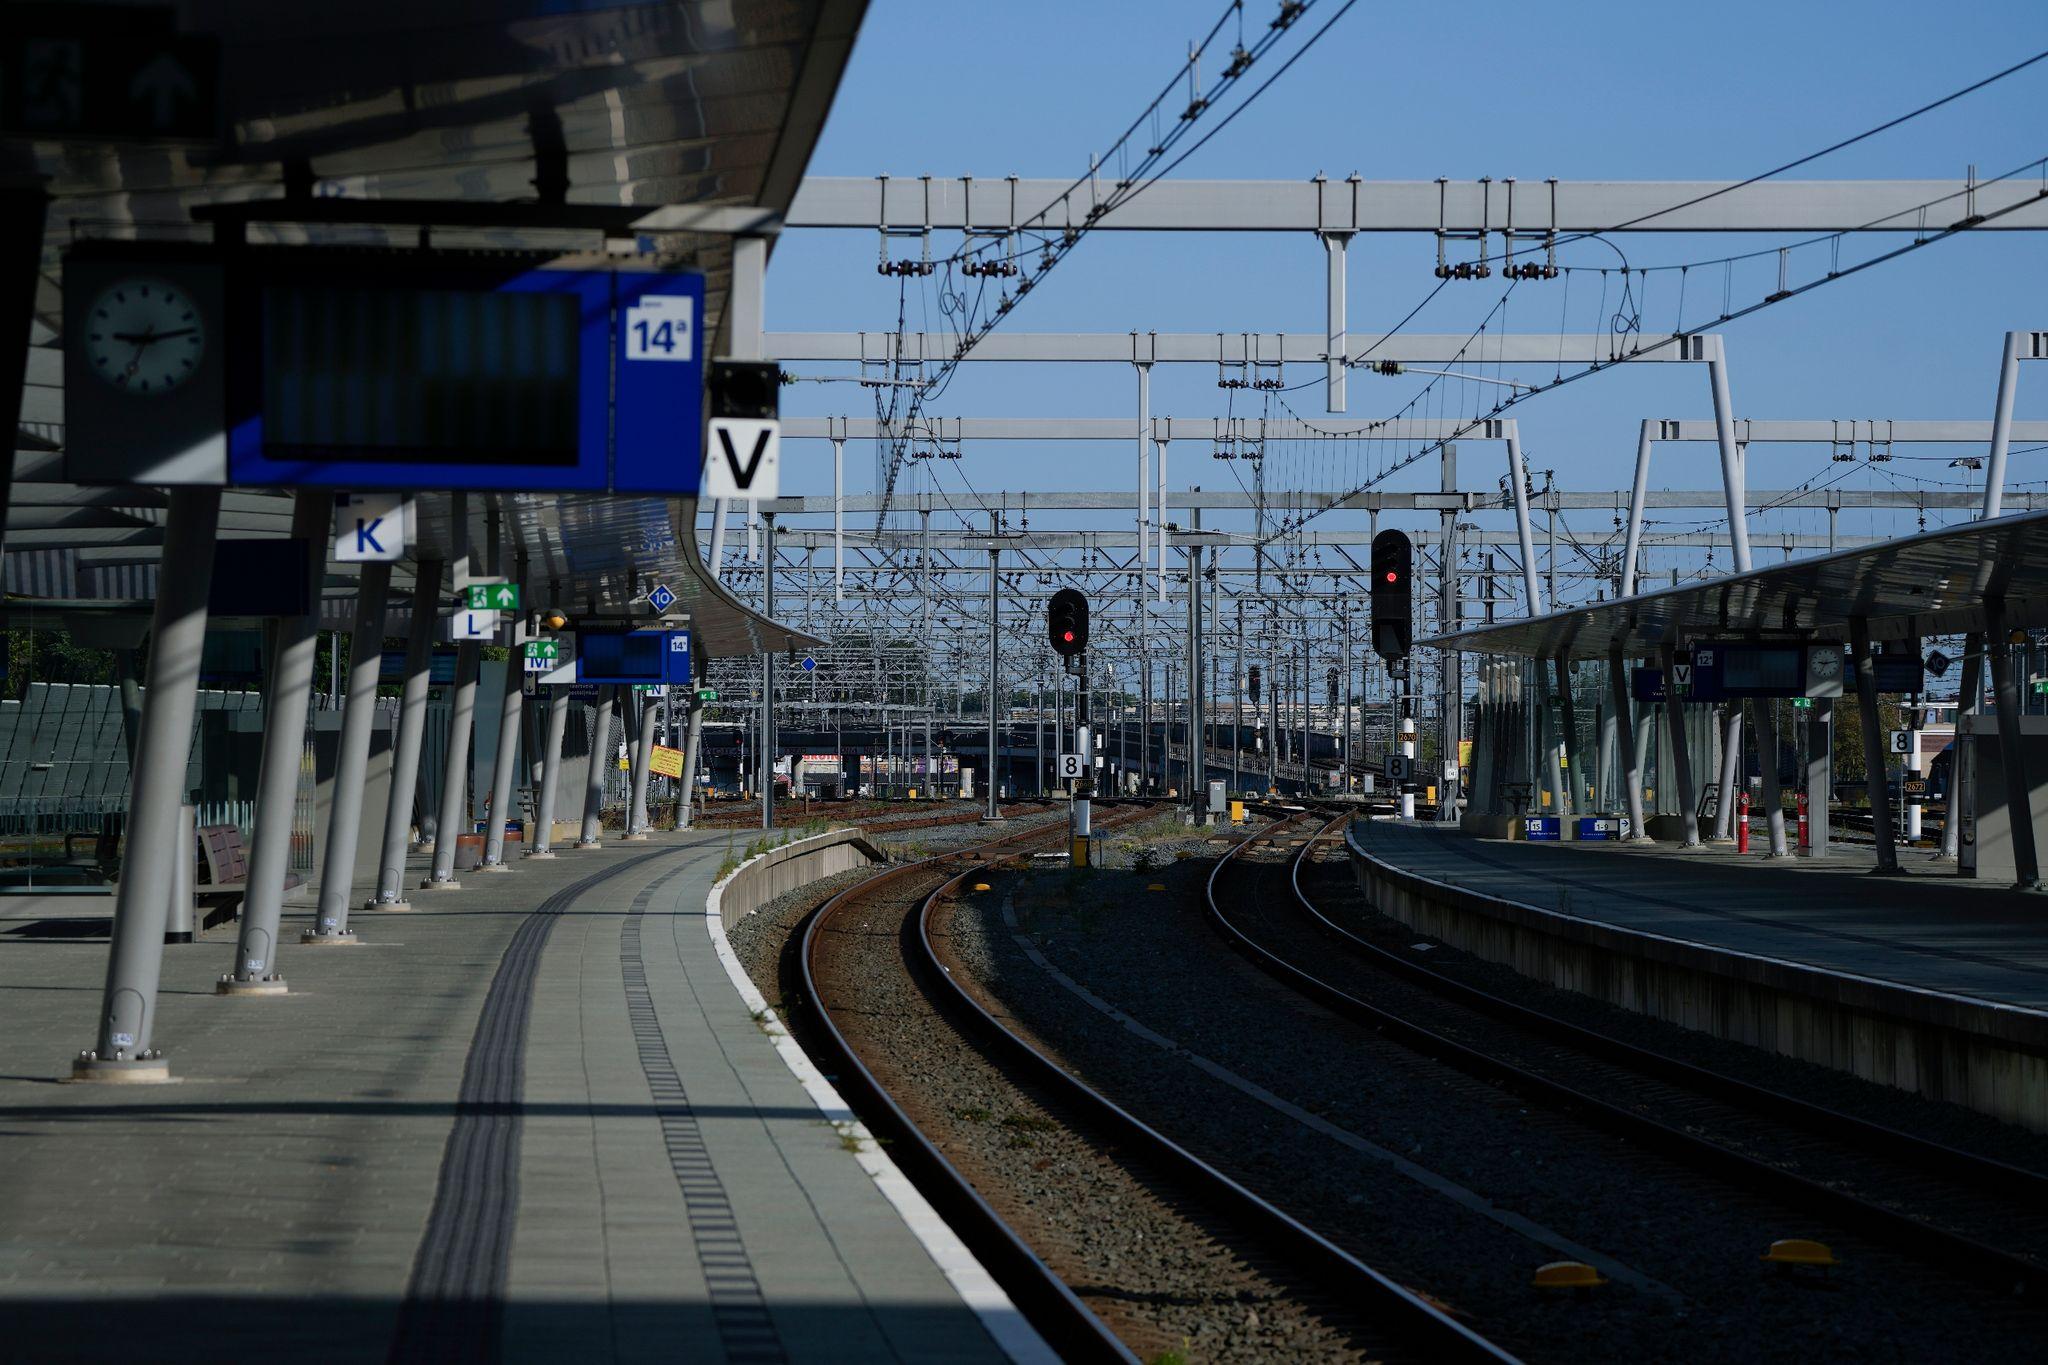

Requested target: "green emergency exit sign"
[{"left": 466, "top": 582, "right": 520, "bottom": 611}]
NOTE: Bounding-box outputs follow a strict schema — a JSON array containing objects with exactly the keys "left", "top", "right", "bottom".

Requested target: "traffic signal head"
[
  {"left": 1047, "top": 587, "right": 1089, "bottom": 656},
  {"left": 1326, "top": 666, "right": 1339, "bottom": 707},
  {"left": 1370, "top": 529, "right": 1413, "bottom": 662},
  {"left": 708, "top": 359, "right": 781, "bottom": 419},
  {"left": 1247, "top": 664, "right": 1262, "bottom": 704}
]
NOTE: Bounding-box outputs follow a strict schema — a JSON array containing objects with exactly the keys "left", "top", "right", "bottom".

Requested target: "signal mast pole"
[
  {"left": 986, "top": 514, "right": 1000, "bottom": 820},
  {"left": 1047, "top": 587, "right": 1092, "bottom": 863}
]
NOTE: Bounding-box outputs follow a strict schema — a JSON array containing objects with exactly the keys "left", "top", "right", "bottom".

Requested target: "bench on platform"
[{"left": 196, "top": 824, "right": 303, "bottom": 930}]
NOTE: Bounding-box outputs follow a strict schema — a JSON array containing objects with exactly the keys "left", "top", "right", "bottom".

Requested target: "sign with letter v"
[{"left": 703, "top": 417, "right": 780, "bottom": 500}]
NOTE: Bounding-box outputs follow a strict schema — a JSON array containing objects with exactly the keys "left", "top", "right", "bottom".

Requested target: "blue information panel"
[
  {"left": 1686, "top": 642, "right": 1810, "bottom": 701},
  {"left": 1524, "top": 815, "right": 1562, "bottom": 842},
  {"left": 576, "top": 631, "right": 691, "bottom": 686},
  {"left": 225, "top": 257, "right": 702, "bottom": 493},
  {"left": 1576, "top": 816, "right": 1629, "bottom": 841}
]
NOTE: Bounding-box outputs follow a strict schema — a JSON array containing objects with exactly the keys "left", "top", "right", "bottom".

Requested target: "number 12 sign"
[{"left": 624, "top": 295, "right": 694, "bottom": 362}]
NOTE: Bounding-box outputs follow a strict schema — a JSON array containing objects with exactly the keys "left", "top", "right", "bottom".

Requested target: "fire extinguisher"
[
  {"left": 1736, "top": 790, "right": 1751, "bottom": 854},
  {"left": 1796, "top": 791, "right": 1809, "bottom": 849}
]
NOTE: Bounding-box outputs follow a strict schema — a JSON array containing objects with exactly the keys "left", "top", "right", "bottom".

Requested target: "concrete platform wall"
[
  {"left": 715, "top": 826, "right": 886, "bottom": 918},
  {"left": 1348, "top": 826, "right": 2048, "bottom": 1134}
]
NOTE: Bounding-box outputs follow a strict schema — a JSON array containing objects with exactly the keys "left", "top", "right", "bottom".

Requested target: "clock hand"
[{"left": 110, "top": 328, "right": 196, "bottom": 344}]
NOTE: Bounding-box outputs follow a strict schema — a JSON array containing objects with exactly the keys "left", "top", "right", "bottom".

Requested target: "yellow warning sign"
[
  {"left": 649, "top": 745, "right": 685, "bottom": 779},
  {"left": 1457, "top": 739, "right": 1473, "bottom": 769}
]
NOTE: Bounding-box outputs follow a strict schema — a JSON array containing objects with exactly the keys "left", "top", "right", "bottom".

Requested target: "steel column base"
[
  {"left": 419, "top": 878, "right": 463, "bottom": 891},
  {"left": 524, "top": 851, "right": 558, "bottom": 860},
  {"left": 472, "top": 862, "right": 514, "bottom": 873},
  {"left": 216, "top": 976, "right": 289, "bottom": 997},
  {"left": 364, "top": 899, "right": 413, "bottom": 912},
  {"left": 70, "top": 1054, "right": 171, "bottom": 1083},
  {"left": 300, "top": 931, "right": 358, "bottom": 946},
  {"left": 573, "top": 840, "right": 604, "bottom": 850},
  {"left": 619, "top": 832, "right": 651, "bottom": 843},
  {"left": 977, "top": 815, "right": 1008, "bottom": 825}
]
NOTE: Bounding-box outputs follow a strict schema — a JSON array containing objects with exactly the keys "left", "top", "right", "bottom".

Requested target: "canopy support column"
[
  {"left": 1608, "top": 643, "right": 1649, "bottom": 842},
  {"left": 1658, "top": 642, "right": 1700, "bottom": 846},
  {"left": 1850, "top": 615, "right": 1899, "bottom": 874},
  {"left": 367, "top": 557, "right": 442, "bottom": 910},
  {"left": 529, "top": 687, "right": 569, "bottom": 857},
  {"left": 306, "top": 560, "right": 393, "bottom": 941},
  {"left": 1984, "top": 597, "right": 2041, "bottom": 890},
  {"left": 75, "top": 488, "right": 220, "bottom": 1081},
  {"left": 220, "top": 492, "right": 325, "bottom": 994}
]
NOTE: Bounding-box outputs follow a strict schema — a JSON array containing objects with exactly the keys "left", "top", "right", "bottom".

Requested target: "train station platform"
[
  {"left": 1355, "top": 821, "right": 2048, "bottom": 1010},
  {"left": 0, "top": 832, "right": 1023, "bottom": 1363},
  {"left": 1349, "top": 820, "right": 2048, "bottom": 1130}
]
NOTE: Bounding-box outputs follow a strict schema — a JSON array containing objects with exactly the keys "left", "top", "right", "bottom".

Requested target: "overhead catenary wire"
[{"left": 869, "top": 0, "right": 1360, "bottom": 527}]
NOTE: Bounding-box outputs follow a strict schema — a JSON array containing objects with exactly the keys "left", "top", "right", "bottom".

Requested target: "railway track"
[
  {"left": 794, "top": 804, "right": 1515, "bottom": 1363},
  {"left": 1204, "top": 811, "right": 2048, "bottom": 1303},
  {"left": 690, "top": 798, "right": 1045, "bottom": 832}
]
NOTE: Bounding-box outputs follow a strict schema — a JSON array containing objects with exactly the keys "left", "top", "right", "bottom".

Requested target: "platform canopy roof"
[
  {"left": 1422, "top": 508, "right": 2048, "bottom": 660},
  {"left": 6, "top": 0, "right": 858, "bottom": 656}
]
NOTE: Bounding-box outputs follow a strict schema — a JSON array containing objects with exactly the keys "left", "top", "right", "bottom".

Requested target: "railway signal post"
[
  {"left": 1049, "top": 588, "right": 1094, "bottom": 864},
  {"left": 1373, "top": 530, "right": 1417, "bottom": 818}
]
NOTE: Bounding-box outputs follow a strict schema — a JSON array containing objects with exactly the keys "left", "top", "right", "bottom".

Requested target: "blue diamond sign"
[
  {"left": 800, "top": 655, "right": 816, "bottom": 673},
  {"left": 648, "top": 583, "right": 676, "bottom": 614}
]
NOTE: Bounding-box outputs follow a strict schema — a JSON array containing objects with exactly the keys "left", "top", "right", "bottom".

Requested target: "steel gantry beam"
[
  {"left": 737, "top": 488, "right": 2048, "bottom": 515},
  {"left": 783, "top": 417, "right": 1511, "bottom": 440},
  {"left": 763, "top": 529, "right": 1878, "bottom": 553},
  {"left": 787, "top": 177, "right": 2048, "bottom": 235},
  {"left": 767, "top": 333, "right": 1702, "bottom": 365}
]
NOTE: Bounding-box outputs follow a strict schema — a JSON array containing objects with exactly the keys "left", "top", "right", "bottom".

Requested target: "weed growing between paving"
[{"left": 717, "top": 821, "right": 836, "bottom": 881}]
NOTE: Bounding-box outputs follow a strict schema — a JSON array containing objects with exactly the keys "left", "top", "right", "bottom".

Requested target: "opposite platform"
[
  {"left": 1354, "top": 821, "right": 2048, "bottom": 1011},
  {"left": 0, "top": 831, "right": 1023, "bottom": 1363},
  {"left": 1350, "top": 820, "right": 2048, "bottom": 1130}
]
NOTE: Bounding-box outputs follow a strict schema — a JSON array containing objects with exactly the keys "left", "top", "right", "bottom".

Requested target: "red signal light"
[
  {"left": 1062, "top": 630, "right": 1075, "bottom": 642},
  {"left": 1384, "top": 570, "right": 1398, "bottom": 583}
]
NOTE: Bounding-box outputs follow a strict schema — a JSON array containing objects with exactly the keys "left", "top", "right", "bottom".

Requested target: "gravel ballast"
[{"left": 795, "top": 815, "right": 1383, "bottom": 1362}]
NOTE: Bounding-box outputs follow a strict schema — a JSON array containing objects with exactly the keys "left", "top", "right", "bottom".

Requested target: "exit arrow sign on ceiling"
[{"left": 466, "top": 582, "right": 520, "bottom": 611}]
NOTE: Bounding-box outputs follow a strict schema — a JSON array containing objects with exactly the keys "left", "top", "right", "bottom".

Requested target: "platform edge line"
[{"left": 703, "top": 829, "right": 1059, "bottom": 1365}]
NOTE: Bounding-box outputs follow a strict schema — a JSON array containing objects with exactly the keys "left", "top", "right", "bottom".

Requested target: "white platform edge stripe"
[{"left": 704, "top": 831, "right": 1059, "bottom": 1365}]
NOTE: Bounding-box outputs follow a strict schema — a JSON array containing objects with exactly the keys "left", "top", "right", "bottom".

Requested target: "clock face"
[
  {"left": 1809, "top": 648, "right": 1842, "bottom": 680},
  {"left": 83, "top": 278, "right": 206, "bottom": 395}
]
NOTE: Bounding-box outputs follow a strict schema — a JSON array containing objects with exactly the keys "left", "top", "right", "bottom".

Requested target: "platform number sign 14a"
[{"left": 624, "top": 296, "right": 694, "bottom": 362}]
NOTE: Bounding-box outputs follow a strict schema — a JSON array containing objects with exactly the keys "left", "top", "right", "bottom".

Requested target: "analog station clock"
[
  {"left": 82, "top": 278, "right": 208, "bottom": 395},
  {"left": 63, "top": 253, "right": 227, "bottom": 484},
  {"left": 1806, "top": 643, "right": 1845, "bottom": 698}
]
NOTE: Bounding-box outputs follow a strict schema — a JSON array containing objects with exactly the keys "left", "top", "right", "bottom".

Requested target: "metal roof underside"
[
  {"left": 1423, "top": 509, "right": 2048, "bottom": 660},
  {"left": 7, "top": 0, "right": 859, "bottom": 657}
]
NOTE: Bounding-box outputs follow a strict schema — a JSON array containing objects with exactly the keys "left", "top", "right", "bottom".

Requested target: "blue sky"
[{"left": 761, "top": 0, "right": 2048, "bottom": 584}]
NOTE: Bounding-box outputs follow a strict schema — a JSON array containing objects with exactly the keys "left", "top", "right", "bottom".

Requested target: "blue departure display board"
[
  {"left": 223, "top": 256, "right": 702, "bottom": 493},
  {"left": 576, "top": 631, "right": 692, "bottom": 685},
  {"left": 260, "top": 284, "right": 583, "bottom": 468}
]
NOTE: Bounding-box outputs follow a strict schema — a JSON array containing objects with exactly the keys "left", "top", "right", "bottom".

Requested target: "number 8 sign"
[{"left": 624, "top": 295, "right": 695, "bottom": 362}]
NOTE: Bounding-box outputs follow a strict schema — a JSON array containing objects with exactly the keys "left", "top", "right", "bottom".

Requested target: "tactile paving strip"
[
  {"left": 621, "top": 864, "right": 789, "bottom": 1364},
  {"left": 389, "top": 850, "right": 670, "bottom": 1364}
]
